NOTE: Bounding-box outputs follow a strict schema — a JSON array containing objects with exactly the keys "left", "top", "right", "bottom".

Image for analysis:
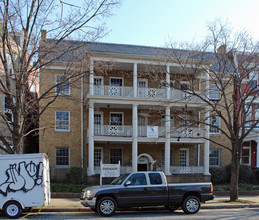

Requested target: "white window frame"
[
  {"left": 94, "top": 76, "right": 104, "bottom": 85},
  {"left": 110, "top": 77, "right": 124, "bottom": 87},
  {"left": 109, "top": 112, "right": 124, "bottom": 133},
  {"left": 110, "top": 148, "right": 123, "bottom": 165},
  {"left": 55, "top": 147, "right": 70, "bottom": 168},
  {"left": 55, "top": 74, "right": 70, "bottom": 96},
  {"left": 94, "top": 112, "right": 104, "bottom": 135},
  {"left": 180, "top": 115, "right": 190, "bottom": 128},
  {"left": 180, "top": 81, "right": 190, "bottom": 90},
  {"left": 94, "top": 147, "right": 103, "bottom": 167},
  {"left": 209, "top": 116, "right": 221, "bottom": 134},
  {"left": 249, "top": 71, "right": 258, "bottom": 90},
  {"left": 55, "top": 111, "right": 70, "bottom": 132},
  {"left": 179, "top": 148, "right": 189, "bottom": 167},
  {"left": 209, "top": 84, "right": 220, "bottom": 100},
  {"left": 209, "top": 149, "right": 221, "bottom": 167},
  {"left": 138, "top": 78, "right": 148, "bottom": 88},
  {"left": 242, "top": 142, "right": 251, "bottom": 165}
]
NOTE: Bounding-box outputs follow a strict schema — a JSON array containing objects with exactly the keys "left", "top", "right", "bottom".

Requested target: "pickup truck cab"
[{"left": 80, "top": 171, "right": 213, "bottom": 217}]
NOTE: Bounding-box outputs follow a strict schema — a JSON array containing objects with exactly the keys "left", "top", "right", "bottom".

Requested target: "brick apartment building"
[{"left": 39, "top": 37, "right": 233, "bottom": 182}]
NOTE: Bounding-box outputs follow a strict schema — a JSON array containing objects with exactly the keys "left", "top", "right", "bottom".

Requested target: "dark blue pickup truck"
[{"left": 80, "top": 171, "right": 214, "bottom": 216}]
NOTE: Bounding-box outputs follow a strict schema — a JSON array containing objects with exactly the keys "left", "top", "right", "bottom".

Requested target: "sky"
[{"left": 99, "top": 0, "right": 259, "bottom": 47}]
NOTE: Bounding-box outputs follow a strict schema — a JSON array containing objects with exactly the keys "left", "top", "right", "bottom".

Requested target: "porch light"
[{"left": 177, "top": 137, "right": 181, "bottom": 142}]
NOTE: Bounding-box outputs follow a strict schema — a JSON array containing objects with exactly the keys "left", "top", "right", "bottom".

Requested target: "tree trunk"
[{"left": 230, "top": 142, "right": 241, "bottom": 201}]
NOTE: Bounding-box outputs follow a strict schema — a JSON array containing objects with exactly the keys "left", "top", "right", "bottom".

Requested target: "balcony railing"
[
  {"left": 94, "top": 125, "right": 204, "bottom": 138},
  {"left": 92, "top": 85, "right": 203, "bottom": 102},
  {"left": 94, "top": 166, "right": 203, "bottom": 174}
]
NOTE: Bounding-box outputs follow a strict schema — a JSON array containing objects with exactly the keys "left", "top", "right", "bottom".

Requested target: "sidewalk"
[{"left": 37, "top": 195, "right": 259, "bottom": 212}]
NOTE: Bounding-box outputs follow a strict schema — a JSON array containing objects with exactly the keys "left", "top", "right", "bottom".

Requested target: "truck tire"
[
  {"left": 97, "top": 197, "right": 117, "bottom": 217},
  {"left": 3, "top": 201, "right": 22, "bottom": 219},
  {"left": 181, "top": 196, "right": 200, "bottom": 214},
  {"left": 165, "top": 204, "right": 179, "bottom": 211}
]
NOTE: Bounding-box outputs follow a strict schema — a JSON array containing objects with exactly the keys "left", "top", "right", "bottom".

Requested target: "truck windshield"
[{"left": 110, "top": 174, "right": 130, "bottom": 185}]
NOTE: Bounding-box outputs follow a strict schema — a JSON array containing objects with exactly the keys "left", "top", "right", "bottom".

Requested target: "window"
[
  {"left": 180, "top": 82, "right": 190, "bottom": 90},
  {"left": 55, "top": 111, "right": 70, "bottom": 131},
  {"left": 210, "top": 116, "right": 220, "bottom": 134},
  {"left": 138, "top": 79, "right": 148, "bottom": 88},
  {"left": 209, "top": 149, "right": 220, "bottom": 167},
  {"left": 110, "top": 77, "right": 123, "bottom": 86},
  {"left": 149, "top": 173, "right": 162, "bottom": 185},
  {"left": 242, "top": 142, "right": 251, "bottom": 165},
  {"left": 55, "top": 147, "right": 70, "bottom": 168},
  {"left": 249, "top": 71, "right": 258, "bottom": 90},
  {"left": 127, "top": 173, "right": 147, "bottom": 186},
  {"left": 4, "top": 96, "right": 13, "bottom": 123},
  {"left": 179, "top": 148, "right": 189, "bottom": 167},
  {"left": 110, "top": 113, "right": 123, "bottom": 126},
  {"left": 55, "top": 74, "right": 70, "bottom": 95},
  {"left": 109, "top": 77, "right": 123, "bottom": 96},
  {"left": 110, "top": 148, "right": 122, "bottom": 164},
  {"left": 6, "top": 53, "right": 14, "bottom": 77},
  {"left": 94, "top": 148, "right": 103, "bottom": 166},
  {"left": 94, "top": 77, "right": 104, "bottom": 95},
  {"left": 161, "top": 81, "right": 174, "bottom": 89},
  {"left": 180, "top": 116, "right": 190, "bottom": 127},
  {"left": 161, "top": 148, "right": 174, "bottom": 166},
  {"left": 209, "top": 84, "right": 220, "bottom": 100},
  {"left": 161, "top": 116, "right": 174, "bottom": 127}
]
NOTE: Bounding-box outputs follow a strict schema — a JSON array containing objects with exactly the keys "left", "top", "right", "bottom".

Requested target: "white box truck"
[{"left": 0, "top": 153, "right": 51, "bottom": 218}]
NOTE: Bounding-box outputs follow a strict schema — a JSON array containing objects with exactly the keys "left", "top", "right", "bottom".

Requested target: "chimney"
[
  {"left": 41, "top": 30, "right": 47, "bottom": 40},
  {"left": 217, "top": 45, "right": 226, "bottom": 54}
]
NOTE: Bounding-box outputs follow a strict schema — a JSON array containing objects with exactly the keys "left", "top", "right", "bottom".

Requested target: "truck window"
[
  {"left": 110, "top": 173, "right": 129, "bottom": 185},
  {"left": 148, "top": 173, "right": 162, "bottom": 185},
  {"left": 128, "top": 173, "right": 147, "bottom": 186}
]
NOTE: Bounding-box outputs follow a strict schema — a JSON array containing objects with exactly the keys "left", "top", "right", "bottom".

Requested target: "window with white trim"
[
  {"left": 209, "top": 116, "right": 220, "bottom": 134},
  {"left": 94, "top": 148, "right": 103, "bottom": 166},
  {"left": 138, "top": 79, "right": 148, "bottom": 88},
  {"left": 110, "top": 113, "right": 123, "bottom": 126},
  {"left": 209, "top": 149, "right": 220, "bottom": 167},
  {"left": 110, "top": 77, "right": 123, "bottom": 86},
  {"left": 179, "top": 148, "right": 189, "bottom": 167},
  {"left": 55, "top": 111, "right": 70, "bottom": 131},
  {"left": 110, "top": 148, "right": 122, "bottom": 164},
  {"left": 55, "top": 74, "right": 70, "bottom": 95},
  {"left": 209, "top": 84, "right": 220, "bottom": 100},
  {"left": 180, "top": 116, "right": 190, "bottom": 127},
  {"left": 242, "top": 142, "right": 251, "bottom": 165},
  {"left": 55, "top": 147, "right": 70, "bottom": 168},
  {"left": 249, "top": 71, "right": 258, "bottom": 90}
]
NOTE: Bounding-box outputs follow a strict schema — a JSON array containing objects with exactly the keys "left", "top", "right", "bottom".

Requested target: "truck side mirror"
[{"left": 124, "top": 180, "right": 131, "bottom": 186}]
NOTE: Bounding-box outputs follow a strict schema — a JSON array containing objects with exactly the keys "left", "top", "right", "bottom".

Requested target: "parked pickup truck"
[{"left": 80, "top": 171, "right": 213, "bottom": 216}]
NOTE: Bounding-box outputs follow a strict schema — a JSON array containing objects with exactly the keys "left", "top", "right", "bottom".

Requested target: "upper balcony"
[{"left": 91, "top": 85, "right": 203, "bottom": 103}]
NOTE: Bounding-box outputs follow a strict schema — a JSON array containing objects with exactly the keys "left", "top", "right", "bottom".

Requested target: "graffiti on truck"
[{"left": 0, "top": 161, "right": 43, "bottom": 196}]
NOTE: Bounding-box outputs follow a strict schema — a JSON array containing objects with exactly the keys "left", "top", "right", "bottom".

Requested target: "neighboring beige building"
[{"left": 39, "top": 39, "right": 232, "bottom": 183}]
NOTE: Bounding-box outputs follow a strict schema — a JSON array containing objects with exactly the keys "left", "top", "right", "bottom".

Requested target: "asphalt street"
[{"left": 4, "top": 208, "right": 259, "bottom": 220}]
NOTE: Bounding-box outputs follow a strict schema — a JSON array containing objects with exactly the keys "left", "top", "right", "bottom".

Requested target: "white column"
[
  {"left": 165, "top": 106, "right": 171, "bottom": 175},
  {"left": 133, "top": 63, "right": 138, "bottom": 97},
  {"left": 132, "top": 104, "right": 138, "bottom": 172},
  {"left": 204, "top": 106, "right": 210, "bottom": 175},
  {"left": 256, "top": 138, "right": 259, "bottom": 168},
  {"left": 89, "top": 59, "right": 94, "bottom": 95},
  {"left": 88, "top": 102, "right": 94, "bottom": 176},
  {"left": 166, "top": 65, "right": 170, "bottom": 99}
]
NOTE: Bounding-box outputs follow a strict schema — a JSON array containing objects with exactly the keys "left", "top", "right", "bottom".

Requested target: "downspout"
[{"left": 81, "top": 74, "right": 84, "bottom": 169}]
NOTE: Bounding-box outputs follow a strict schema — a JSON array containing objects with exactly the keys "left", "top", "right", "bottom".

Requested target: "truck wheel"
[
  {"left": 181, "top": 196, "right": 200, "bottom": 214},
  {"left": 3, "top": 201, "right": 22, "bottom": 219},
  {"left": 97, "top": 197, "right": 117, "bottom": 217},
  {"left": 165, "top": 204, "right": 179, "bottom": 211}
]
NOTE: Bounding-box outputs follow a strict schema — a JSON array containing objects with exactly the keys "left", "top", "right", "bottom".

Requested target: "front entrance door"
[{"left": 138, "top": 164, "right": 147, "bottom": 171}]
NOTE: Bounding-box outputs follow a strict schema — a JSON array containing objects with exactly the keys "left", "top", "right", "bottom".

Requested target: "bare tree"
[
  {"left": 0, "top": 0, "right": 120, "bottom": 154},
  {"left": 162, "top": 21, "right": 259, "bottom": 200}
]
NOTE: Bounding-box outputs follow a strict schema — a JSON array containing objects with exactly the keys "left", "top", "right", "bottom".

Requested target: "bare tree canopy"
[
  {"left": 163, "top": 20, "right": 259, "bottom": 200},
  {"left": 0, "top": 0, "right": 120, "bottom": 154}
]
